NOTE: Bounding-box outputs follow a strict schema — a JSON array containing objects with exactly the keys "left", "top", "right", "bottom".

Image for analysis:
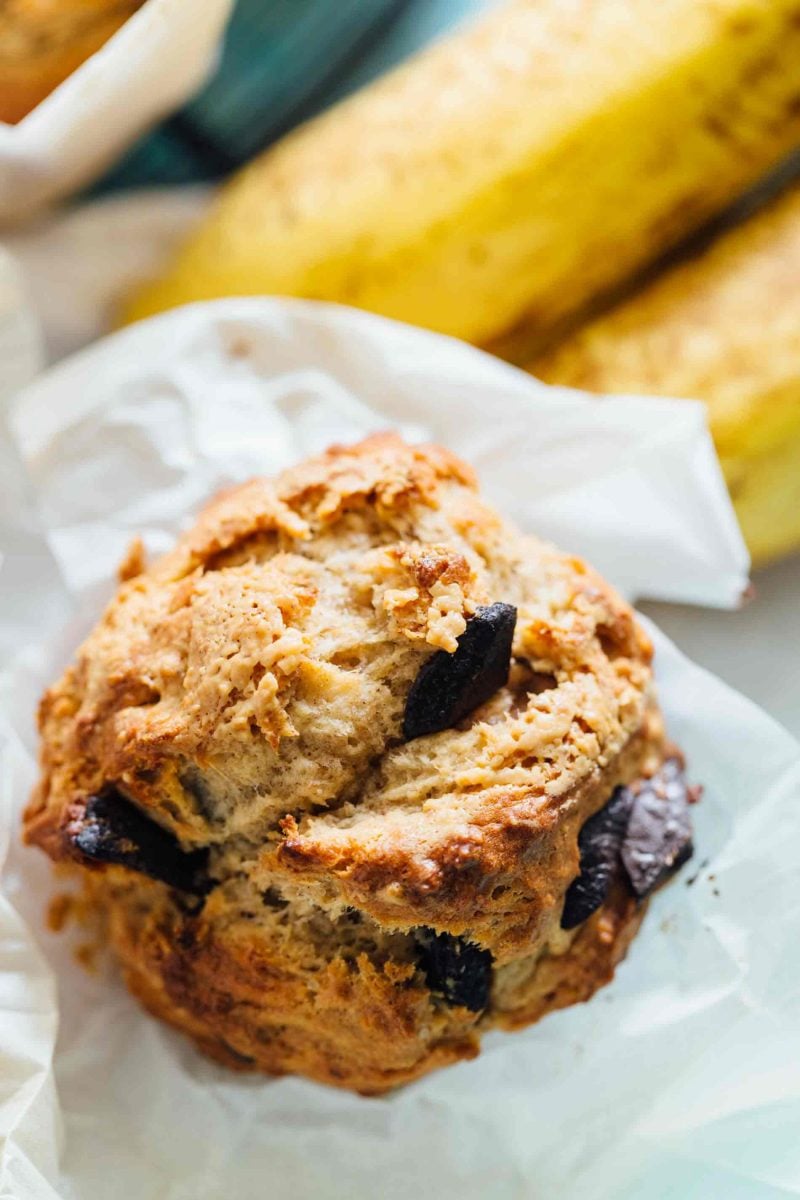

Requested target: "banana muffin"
[
  {"left": 24, "top": 434, "right": 694, "bottom": 1092},
  {"left": 0, "top": 0, "right": 145, "bottom": 124}
]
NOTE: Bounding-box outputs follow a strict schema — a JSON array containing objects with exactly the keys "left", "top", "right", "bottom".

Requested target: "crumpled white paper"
[
  {"left": 3, "top": 191, "right": 211, "bottom": 363},
  {"left": 1, "top": 299, "right": 797, "bottom": 1200},
  {"left": 0, "top": 248, "right": 42, "bottom": 398},
  {"left": 0, "top": 0, "right": 233, "bottom": 225}
]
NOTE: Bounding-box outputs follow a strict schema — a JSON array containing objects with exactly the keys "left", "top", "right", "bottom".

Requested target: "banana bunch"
[{"left": 125, "top": 0, "right": 800, "bottom": 561}]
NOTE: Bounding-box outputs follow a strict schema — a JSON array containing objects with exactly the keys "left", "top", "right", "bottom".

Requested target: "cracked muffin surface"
[{"left": 24, "top": 434, "right": 692, "bottom": 1092}]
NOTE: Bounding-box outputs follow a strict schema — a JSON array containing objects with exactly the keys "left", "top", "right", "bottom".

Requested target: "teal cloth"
[{"left": 91, "top": 0, "right": 487, "bottom": 193}]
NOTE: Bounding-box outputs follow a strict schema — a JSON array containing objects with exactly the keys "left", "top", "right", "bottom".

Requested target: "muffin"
[
  {"left": 24, "top": 434, "right": 694, "bottom": 1093},
  {"left": 0, "top": 0, "right": 146, "bottom": 124}
]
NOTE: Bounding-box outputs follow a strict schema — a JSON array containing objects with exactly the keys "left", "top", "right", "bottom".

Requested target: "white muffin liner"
[{"left": 1, "top": 299, "right": 797, "bottom": 1200}]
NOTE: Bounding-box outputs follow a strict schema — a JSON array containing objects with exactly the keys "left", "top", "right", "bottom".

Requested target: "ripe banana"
[
  {"left": 126, "top": 0, "right": 800, "bottom": 353},
  {"left": 531, "top": 184, "right": 800, "bottom": 566}
]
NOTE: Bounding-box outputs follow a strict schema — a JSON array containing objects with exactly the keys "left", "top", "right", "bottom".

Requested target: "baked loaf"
[
  {"left": 25, "top": 435, "right": 694, "bottom": 1092},
  {"left": 0, "top": 0, "right": 145, "bottom": 124}
]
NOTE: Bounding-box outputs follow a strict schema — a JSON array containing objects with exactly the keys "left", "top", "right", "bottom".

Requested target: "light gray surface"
[{"left": 643, "top": 554, "right": 800, "bottom": 739}]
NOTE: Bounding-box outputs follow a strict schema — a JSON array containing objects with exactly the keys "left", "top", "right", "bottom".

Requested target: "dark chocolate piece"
[
  {"left": 403, "top": 602, "right": 517, "bottom": 740},
  {"left": 561, "top": 785, "right": 634, "bottom": 930},
  {"left": 621, "top": 758, "right": 694, "bottom": 898},
  {"left": 71, "top": 789, "right": 210, "bottom": 894},
  {"left": 417, "top": 929, "right": 493, "bottom": 1012}
]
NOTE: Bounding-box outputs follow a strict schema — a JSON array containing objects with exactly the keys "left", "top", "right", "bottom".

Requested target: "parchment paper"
[
  {"left": 1, "top": 299, "right": 797, "bottom": 1200},
  {"left": 0, "top": 0, "right": 233, "bottom": 225},
  {"left": 0, "top": 248, "right": 42, "bottom": 398}
]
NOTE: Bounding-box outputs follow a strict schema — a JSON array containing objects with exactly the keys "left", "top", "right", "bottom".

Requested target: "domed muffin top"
[{"left": 28, "top": 434, "right": 657, "bottom": 960}]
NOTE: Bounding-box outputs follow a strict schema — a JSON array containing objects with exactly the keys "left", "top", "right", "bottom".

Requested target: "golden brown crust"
[
  {"left": 270, "top": 717, "right": 661, "bottom": 961},
  {"left": 25, "top": 434, "right": 668, "bottom": 1091},
  {"left": 75, "top": 867, "right": 642, "bottom": 1094},
  {"left": 0, "top": 0, "right": 145, "bottom": 124},
  {"left": 491, "top": 877, "right": 644, "bottom": 1032},
  {"left": 68, "top": 864, "right": 642, "bottom": 1099}
]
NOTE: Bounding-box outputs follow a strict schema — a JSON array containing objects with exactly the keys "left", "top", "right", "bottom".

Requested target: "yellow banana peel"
[
  {"left": 532, "top": 185, "right": 800, "bottom": 566},
  {"left": 125, "top": 0, "right": 800, "bottom": 356}
]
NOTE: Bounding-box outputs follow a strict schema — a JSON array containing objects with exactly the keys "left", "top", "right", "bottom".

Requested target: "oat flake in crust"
[{"left": 24, "top": 434, "right": 692, "bottom": 1093}]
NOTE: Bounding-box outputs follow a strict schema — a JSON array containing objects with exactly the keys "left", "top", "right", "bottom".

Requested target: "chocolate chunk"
[
  {"left": 621, "top": 758, "right": 694, "bottom": 898},
  {"left": 561, "top": 786, "right": 634, "bottom": 930},
  {"left": 403, "top": 602, "right": 517, "bottom": 740},
  {"left": 71, "top": 789, "right": 210, "bottom": 894},
  {"left": 178, "top": 765, "right": 219, "bottom": 821},
  {"left": 417, "top": 929, "right": 493, "bottom": 1012}
]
